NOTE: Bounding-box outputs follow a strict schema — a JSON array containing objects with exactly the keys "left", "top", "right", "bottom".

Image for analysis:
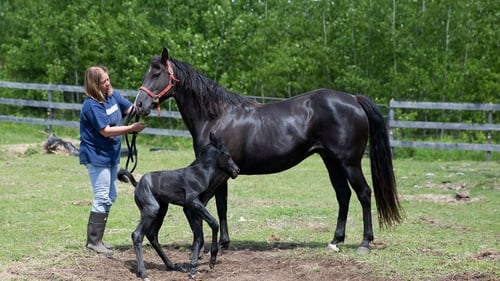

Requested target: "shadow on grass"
[{"left": 106, "top": 239, "right": 362, "bottom": 253}]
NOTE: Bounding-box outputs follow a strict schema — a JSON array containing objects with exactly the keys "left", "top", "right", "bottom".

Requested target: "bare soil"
[
  {"left": 4, "top": 244, "right": 384, "bottom": 281},
  {"left": 5, "top": 244, "right": 498, "bottom": 281}
]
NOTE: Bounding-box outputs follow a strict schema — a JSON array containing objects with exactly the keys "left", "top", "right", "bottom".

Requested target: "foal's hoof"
[
  {"left": 172, "top": 264, "right": 188, "bottom": 273},
  {"left": 188, "top": 269, "right": 197, "bottom": 279},
  {"left": 357, "top": 246, "right": 370, "bottom": 254}
]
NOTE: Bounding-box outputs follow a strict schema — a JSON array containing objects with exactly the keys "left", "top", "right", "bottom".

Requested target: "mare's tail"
[
  {"left": 355, "top": 95, "right": 403, "bottom": 228},
  {"left": 117, "top": 168, "right": 138, "bottom": 188}
]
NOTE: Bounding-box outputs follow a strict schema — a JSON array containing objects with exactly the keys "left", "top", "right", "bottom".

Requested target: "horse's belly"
[{"left": 237, "top": 151, "right": 311, "bottom": 175}]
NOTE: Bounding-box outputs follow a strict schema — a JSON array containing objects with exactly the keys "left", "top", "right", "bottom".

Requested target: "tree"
[{"left": 0, "top": 0, "right": 497, "bottom": 106}]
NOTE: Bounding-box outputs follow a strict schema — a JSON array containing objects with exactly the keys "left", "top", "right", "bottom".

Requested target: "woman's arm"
[{"left": 99, "top": 122, "right": 145, "bottom": 137}]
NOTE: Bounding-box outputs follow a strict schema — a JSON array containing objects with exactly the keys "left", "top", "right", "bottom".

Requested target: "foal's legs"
[
  {"left": 132, "top": 203, "right": 186, "bottom": 280},
  {"left": 145, "top": 204, "right": 187, "bottom": 272},
  {"left": 185, "top": 198, "right": 220, "bottom": 277},
  {"left": 183, "top": 207, "right": 204, "bottom": 268},
  {"left": 131, "top": 216, "right": 153, "bottom": 280},
  {"left": 132, "top": 211, "right": 175, "bottom": 280}
]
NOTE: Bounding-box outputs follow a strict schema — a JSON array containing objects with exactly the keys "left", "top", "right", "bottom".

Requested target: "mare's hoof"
[
  {"left": 219, "top": 240, "right": 230, "bottom": 251},
  {"left": 209, "top": 253, "right": 217, "bottom": 269},
  {"left": 326, "top": 243, "right": 341, "bottom": 252},
  {"left": 357, "top": 246, "right": 370, "bottom": 254}
]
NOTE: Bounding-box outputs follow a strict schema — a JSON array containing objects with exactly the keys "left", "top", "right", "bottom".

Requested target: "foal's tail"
[
  {"left": 118, "top": 168, "right": 138, "bottom": 188},
  {"left": 355, "top": 95, "right": 403, "bottom": 228}
]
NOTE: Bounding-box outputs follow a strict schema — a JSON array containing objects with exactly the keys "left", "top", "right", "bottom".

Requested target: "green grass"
[{"left": 0, "top": 122, "right": 499, "bottom": 280}]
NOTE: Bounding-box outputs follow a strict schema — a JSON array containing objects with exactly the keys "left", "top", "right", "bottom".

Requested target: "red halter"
[{"left": 139, "top": 60, "right": 179, "bottom": 116}]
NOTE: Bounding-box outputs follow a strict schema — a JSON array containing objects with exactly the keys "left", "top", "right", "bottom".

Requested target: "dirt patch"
[
  {"left": 5, "top": 245, "right": 392, "bottom": 281},
  {"left": 1, "top": 136, "right": 79, "bottom": 158},
  {"left": 442, "top": 272, "right": 499, "bottom": 281},
  {"left": 1, "top": 143, "right": 40, "bottom": 157},
  {"left": 399, "top": 193, "right": 481, "bottom": 204},
  {"left": 5, "top": 245, "right": 496, "bottom": 281},
  {"left": 414, "top": 180, "right": 467, "bottom": 191},
  {"left": 470, "top": 249, "right": 500, "bottom": 262}
]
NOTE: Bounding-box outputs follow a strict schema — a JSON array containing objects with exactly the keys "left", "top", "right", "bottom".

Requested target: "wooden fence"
[
  {"left": 0, "top": 80, "right": 191, "bottom": 137},
  {"left": 388, "top": 100, "right": 500, "bottom": 160},
  {"left": 0, "top": 81, "right": 279, "bottom": 138},
  {"left": 1, "top": 81, "right": 498, "bottom": 159}
]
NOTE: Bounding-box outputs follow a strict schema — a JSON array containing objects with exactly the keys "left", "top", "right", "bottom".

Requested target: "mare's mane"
[{"left": 154, "top": 56, "right": 258, "bottom": 120}]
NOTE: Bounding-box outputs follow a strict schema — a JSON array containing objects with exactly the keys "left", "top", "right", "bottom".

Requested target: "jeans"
[{"left": 86, "top": 163, "right": 118, "bottom": 213}]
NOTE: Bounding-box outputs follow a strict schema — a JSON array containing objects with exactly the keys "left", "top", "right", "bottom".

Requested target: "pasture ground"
[{"left": 0, "top": 130, "right": 498, "bottom": 281}]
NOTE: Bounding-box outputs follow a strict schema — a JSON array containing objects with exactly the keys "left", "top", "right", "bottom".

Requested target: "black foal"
[{"left": 118, "top": 133, "right": 239, "bottom": 280}]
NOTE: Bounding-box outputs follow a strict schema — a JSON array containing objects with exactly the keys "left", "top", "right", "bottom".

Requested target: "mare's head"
[
  {"left": 135, "top": 47, "right": 177, "bottom": 116},
  {"left": 201, "top": 132, "right": 239, "bottom": 179}
]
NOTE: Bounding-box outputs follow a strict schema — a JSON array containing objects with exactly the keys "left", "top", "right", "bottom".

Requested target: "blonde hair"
[{"left": 84, "top": 65, "right": 113, "bottom": 103}]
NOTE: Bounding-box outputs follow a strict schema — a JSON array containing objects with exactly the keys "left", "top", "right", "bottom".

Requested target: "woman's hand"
[{"left": 129, "top": 122, "right": 146, "bottom": 133}]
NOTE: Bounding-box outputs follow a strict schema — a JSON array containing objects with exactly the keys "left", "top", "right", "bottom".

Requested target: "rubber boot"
[{"left": 86, "top": 212, "right": 113, "bottom": 257}]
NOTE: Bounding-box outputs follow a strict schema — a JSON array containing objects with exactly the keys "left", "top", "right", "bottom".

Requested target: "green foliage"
[
  {"left": 0, "top": 0, "right": 497, "bottom": 103},
  {"left": 0, "top": 1, "right": 498, "bottom": 146},
  {"left": 393, "top": 146, "right": 498, "bottom": 161}
]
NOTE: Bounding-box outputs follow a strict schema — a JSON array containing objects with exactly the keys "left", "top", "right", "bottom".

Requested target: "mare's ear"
[{"left": 161, "top": 47, "right": 169, "bottom": 65}]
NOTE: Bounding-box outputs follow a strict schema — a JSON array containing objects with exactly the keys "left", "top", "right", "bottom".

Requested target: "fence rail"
[
  {"left": 0, "top": 81, "right": 278, "bottom": 138},
  {"left": 388, "top": 100, "right": 500, "bottom": 160},
  {"left": 1, "top": 81, "right": 498, "bottom": 159},
  {"left": 0, "top": 80, "right": 191, "bottom": 137}
]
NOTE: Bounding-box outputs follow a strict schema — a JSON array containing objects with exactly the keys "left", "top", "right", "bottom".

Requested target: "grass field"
[{"left": 0, "top": 123, "right": 498, "bottom": 280}]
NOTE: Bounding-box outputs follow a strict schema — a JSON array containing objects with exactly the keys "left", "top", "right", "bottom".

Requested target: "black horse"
[
  {"left": 134, "top": 47, "right": 402, "bottom": 253},
  {"left": 118, "top": 132, "right": 240, "bottom": 279}
]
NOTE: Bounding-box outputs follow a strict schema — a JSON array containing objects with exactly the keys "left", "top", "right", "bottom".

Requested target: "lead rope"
[{"left": 124, "top": 106, "right": 140, "bottom": 173}]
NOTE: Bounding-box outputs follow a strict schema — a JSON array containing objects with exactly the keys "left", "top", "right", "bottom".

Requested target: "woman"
[{"left": 79, "top": 65, "right": 145, "bottom": 256}]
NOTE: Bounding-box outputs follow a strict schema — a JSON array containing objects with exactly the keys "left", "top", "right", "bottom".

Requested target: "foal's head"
[{"left": 200, "top": 132, "right": 239, "bottom": 179}]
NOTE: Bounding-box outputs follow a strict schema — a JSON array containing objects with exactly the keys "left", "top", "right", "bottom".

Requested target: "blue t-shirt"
[{"left": 79, "top": 91, "right": 132, "bottom": 166}]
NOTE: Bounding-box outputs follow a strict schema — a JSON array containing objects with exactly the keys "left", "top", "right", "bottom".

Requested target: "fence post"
[
  {"left": 486, "top": 110, "right": 492, "bottom": 161},
  {"left": 388, "top": 99, "right": 395, "bottom": 155},
  {"left": 47, "top": 90, "right": 53, "bottom": 132}
]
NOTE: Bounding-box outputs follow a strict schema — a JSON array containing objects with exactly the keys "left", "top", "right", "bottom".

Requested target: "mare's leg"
[
  {"left": 214, "top": 182, "right": 230, "bottom": 249},
  {"left": 322, "top": 156, "right": 351, "bottom": 251},
  {"left": 146, "top": 204, "right": 187, "bottom": 272},
  {"left": 344, "top": 164, "right": 374, "bottom": 253}
]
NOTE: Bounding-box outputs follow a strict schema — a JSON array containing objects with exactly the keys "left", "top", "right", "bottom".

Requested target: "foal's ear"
[
  {"left": 161, "top": 47, "right": 169, "bottom": 65},
  {"left": 209, "top": 132, "right": 220, "bottom": 147}
]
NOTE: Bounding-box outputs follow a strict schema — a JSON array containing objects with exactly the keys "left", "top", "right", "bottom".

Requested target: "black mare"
[
  {"left": 118, "top": 133, "right": 240, "bottom": 279},
  {"left": 134, "top": 47, "right": 402, "bottom": 253}
]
